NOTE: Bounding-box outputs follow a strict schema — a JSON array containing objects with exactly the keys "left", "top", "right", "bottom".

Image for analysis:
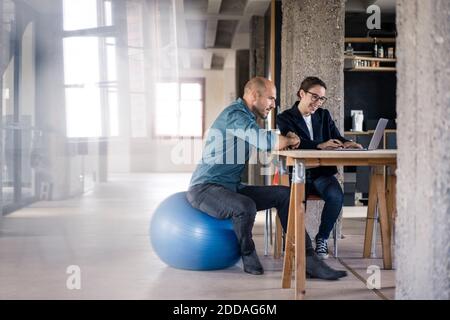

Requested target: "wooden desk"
[{"left": 272, "top": 149, "right": 397, "bottom": 300}]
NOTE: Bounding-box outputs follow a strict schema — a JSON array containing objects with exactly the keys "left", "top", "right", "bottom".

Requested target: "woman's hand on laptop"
[
  {"left": 318, "top": 139, "right": 344, "bottom": 150},
  {"left": 343, "top": 141, "right": 363, "bottom": 149}
]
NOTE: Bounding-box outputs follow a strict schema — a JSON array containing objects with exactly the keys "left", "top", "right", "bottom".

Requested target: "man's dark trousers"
[{"left": 187, "top": 183, "right": 314, "bottom": 256}]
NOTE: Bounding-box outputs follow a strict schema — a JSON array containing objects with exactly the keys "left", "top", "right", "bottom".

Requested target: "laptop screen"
[{"left": 367, "top": 118, "right": 389, "bottom": 150}]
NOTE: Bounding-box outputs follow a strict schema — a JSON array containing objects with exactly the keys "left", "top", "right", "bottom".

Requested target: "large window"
[
  {"left": 63, "top": 0, "right": 98, "bottom": 31},
  {"left": 63, "top": 36, "right": 102, "bottom": 138},
  {"left": 62, "top": 0, "right": 118, "bottom": 138},
  {"left": 154, "top": 79, "right": 204, "bottom": 138},
  {"left": 63, "top": 0, "right": 113, "bottom": 31},
  {"left": 127, "top": 0, "right": 147, "bottom": 138}
]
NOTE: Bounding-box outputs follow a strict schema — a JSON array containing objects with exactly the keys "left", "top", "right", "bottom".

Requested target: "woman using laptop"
[{"left": 276, "top": 76, "right": 362, "bottom": 259}]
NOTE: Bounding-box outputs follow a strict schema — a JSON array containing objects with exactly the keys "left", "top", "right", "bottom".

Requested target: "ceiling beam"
[
  {"left": 203, "top": 51, "right": 213, "bottom": 69},
  {"left": 236, "top": 0, "right": 271, "bottom": 33},
  {"left": 224, "top": 52, "right": 235, "bottom": 69},
  {"left": 207, "top": 0, "right": 222, "bottom": 14},
  {"left": 174, "top": 0, "right": 190, "bottom": 69},
  {"left": 205, "top": 19, "right": 218, "bottom": 48}
]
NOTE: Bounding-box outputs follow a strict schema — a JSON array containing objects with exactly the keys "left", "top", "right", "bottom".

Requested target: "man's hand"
[
  {"left": 343, "top": 141, "right": 363, "bottom": 149},
  {"left": 286, "top": 132, "right": 300, "bottom": 149},
  {"left": 274, "top": 132, "right": 301, "bottom": 150},
  {"left": 317, "top": 139, "right": 344, "bottom": 150}
]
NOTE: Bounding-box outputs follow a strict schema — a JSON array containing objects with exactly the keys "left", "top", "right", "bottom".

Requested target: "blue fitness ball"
[{"left": 150, "top": 192, "right": 240, "bottom": 270}]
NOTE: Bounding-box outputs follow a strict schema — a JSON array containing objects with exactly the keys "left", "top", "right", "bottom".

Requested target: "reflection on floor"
[{"left": 0, "top": 173, "right": 395, "bottom": 300}]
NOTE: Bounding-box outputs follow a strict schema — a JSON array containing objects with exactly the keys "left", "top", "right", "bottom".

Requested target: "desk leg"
[
  {"left": 375, "top": 172, "right": 392, "bottom": 269},
  {"left": 281, "top": 160, "right": 306, "bottom": 300},
  {"left": 281, "top": 185, "right": 295, "bottom": 288},
  {"left": 294, "top": 180, "right": 306, "bottom": 300},
  {"left": 363, "top": 167, "right": 393, "bottom": 269},
  {"left": 386, "top": 165, "right": 397, "bottom": 242},
  {"left": 363, "top": 170, "right": 378, "bottom": 258}
]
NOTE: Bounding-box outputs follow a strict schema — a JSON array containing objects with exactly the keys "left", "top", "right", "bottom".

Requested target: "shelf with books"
[{"left": 344, "top": 55, "right": 396, "bottom": 72}]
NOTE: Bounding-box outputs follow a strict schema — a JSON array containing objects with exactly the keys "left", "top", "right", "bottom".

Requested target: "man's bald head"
[
  {"left": 244, "top": 77, "right": 274, "bottom": 97},
  {"left": 242, "top": 77, "right": 276, "bottom": 119}
]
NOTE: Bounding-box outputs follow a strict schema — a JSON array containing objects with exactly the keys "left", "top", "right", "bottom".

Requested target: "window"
[
  {"left": 104, "top": 0, "right": 113, "bottom": 26},
  {"left": 62, "top": 0, "right": 119, "bottom": 138},
  {"left": 126, "top": 0, "right": 147, "bottom": 138},
  {"left": 63, "top": 37, "right": 102, "bottom": 138},
  {"left": 154, "top": 79, "right": 204, "bottom": 138},
  {"left": 63, "top": 0, "right": 98, "bottom": 31},
  {"left": 63, "top": 0, "right": 113, "bottom": 31}
]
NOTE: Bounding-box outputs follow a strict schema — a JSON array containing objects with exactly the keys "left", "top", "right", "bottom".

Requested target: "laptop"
[{"left": 333, "top": 118, "right": 389, "bottom": 151}]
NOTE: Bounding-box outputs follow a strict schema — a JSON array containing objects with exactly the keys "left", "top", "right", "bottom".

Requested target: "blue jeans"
[
  {"left": 306, "top": 175, "right": 344, "bottom": 240},
  {"left": 187, "top": 183, "right": 314, "bottom": 256}
]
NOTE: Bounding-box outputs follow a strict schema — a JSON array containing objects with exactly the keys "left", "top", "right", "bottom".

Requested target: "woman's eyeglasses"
[{"left": 305, "top": 91, "right": 328, "bottom": 104}]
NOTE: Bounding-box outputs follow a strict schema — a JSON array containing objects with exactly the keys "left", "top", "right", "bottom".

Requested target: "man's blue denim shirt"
[{"left": 189, "top": 98, "right": 277, "bottom": 192}]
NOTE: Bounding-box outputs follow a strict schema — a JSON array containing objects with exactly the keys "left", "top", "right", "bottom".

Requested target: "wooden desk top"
[
  {"left": 273, "top": 149, "right": 396, "bottom": 158},
  {"left": 272, "top": 149, "right": 397, "bottom": 166}
]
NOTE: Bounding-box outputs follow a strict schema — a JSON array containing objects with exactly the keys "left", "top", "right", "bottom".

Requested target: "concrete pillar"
[
  {"left": 280, "top": 0, "right": 345, "bottom": 237},
  {"left": 395, "top": 0, "right": 450, "bottom": 300}
]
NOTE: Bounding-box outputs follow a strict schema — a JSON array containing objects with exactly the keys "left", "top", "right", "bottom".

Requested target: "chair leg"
[
  {"left": 333, "top": 210, "right": 343, "bottom": 258},
  {"left": 269, "top": 209, "right": 273, "bottom": 246},
  {"left": 264, "top": 209, "right": 269, "bottom": 256},
  {"left": 333, "top": 223, "right": 338, "bottom": 258},
  {"left": 274, "top": 215, "right": 283, "bottom": 259}
]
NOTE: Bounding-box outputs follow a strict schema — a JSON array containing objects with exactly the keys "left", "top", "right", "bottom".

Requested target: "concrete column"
[
  {"left": 280, "top": 0, "right": 345, "bottom": 237},
  {"left": 395, "top": 0, "right": 450, "bottom": 300}
]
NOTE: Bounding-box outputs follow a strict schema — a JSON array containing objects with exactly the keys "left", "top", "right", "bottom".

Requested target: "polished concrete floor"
[{"left": 0, "top": 173, "right": 395, "bottom": 300}]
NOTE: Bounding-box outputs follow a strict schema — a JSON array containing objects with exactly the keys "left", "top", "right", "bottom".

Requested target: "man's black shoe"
[
  {"left": 306, "top": 253, "right": 347, "bottom": 280},
  {"left": 242, "top": 250, "right": 264, "bottom": 275}
]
